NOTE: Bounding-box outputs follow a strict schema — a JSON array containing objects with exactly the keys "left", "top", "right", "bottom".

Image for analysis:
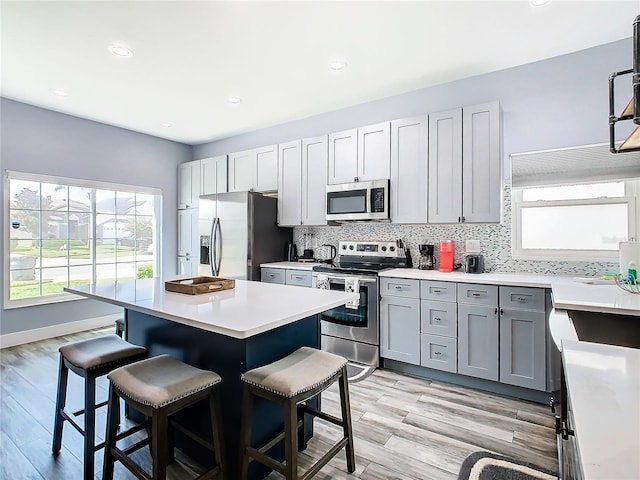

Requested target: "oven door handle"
[{"left": 321, "top": 276, "right": 377, "bottom": 284}]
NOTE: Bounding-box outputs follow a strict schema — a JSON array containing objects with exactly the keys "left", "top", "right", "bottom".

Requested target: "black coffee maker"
[{"left": 418, "top": 244, "right": 435, "bottom": 270}]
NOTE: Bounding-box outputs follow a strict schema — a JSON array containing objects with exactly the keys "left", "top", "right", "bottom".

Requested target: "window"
[
  {"left": 512, "top": 181, "right": 637, "bottom": 260},
  {"left": 5, "top": 171, "right": 162, "bottom": 308}
]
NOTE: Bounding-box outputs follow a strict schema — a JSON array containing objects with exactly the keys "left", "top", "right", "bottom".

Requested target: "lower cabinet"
[
  {"left": 380, "top": 284, "right": 421, "bottom": 365},
  {"left": 499, "top": 286, "right": 546, "bottom": 390},
  {"left": 457, "top": 303, "right": 499, "bottom": 381},
  {"left": 260, "top": 267, "right": 312, "bottom": 287}
]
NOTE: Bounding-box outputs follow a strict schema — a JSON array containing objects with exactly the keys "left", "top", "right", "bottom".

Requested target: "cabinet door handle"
[
  {"left": 494, "top": 307, "right": 498, "bottom": 314},
  {"left": 500, "top": 308, "right": 504, "bottom": 315}
]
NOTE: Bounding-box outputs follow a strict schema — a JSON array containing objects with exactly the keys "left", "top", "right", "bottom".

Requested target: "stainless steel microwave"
[{"left": 326, "top": 179, "right": 389, "bottom": 221}]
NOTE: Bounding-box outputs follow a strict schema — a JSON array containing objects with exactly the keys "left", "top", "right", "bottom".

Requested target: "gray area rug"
[{"left": 458, "top": 452, "right": 557, "bottom": 480}]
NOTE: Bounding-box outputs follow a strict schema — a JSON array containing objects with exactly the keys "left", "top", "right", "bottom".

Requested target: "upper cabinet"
[
  {"left": 178, "top": 160, "right": 201, "bottom": 209},
  {"left": 390, "top": 116, "right": 428, "bottom": 224},
  {"left": 201, "top": 155, "right": 228, "bottom": 196},
  {"left": 328, "top": 122, "right": 391, "bottom": 184},
  {"left": 428, "top": 101, "right": 502, "bottom": 223},
  {"left": 278, "top": 136, "right": 328, "bottom": 226},
  {"left": 228, "top": 145, "right": 278, "bottom": 193}
]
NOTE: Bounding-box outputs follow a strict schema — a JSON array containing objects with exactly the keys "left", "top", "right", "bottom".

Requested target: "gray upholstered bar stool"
[
  {"left": 114, "top": 317, "right": 125, "bottom": 338},
  {"left": 102, "top": 354, "right": 225, "bottom": 480},
  {"left": 52, "top": 334, "right": 147, "bottom": 480},
  {"left": 239, "top": 347, "right": 355, "bottom": 480}
]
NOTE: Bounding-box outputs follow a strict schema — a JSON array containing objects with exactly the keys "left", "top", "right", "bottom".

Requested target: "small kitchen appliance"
[
  {"left": 465, "top": 254, "right": 484, "bottom": 274},
  {"left": 439, "top": 241, "right": 455, "bottom": 272},
  {"left": 317, "top": 244, "right": 337, "bottom": 264},
  {"left": 418, "top": 244, "right": 435, "bottom": 270},
  {"left": 312, "top": 240, "right": 409, "bottom": 381},
  {"left": 287, "top": 243, "right": 298, "bottom": 262},
  {"left": 325, "top": 179, "right": 389, "bottom": 222}
]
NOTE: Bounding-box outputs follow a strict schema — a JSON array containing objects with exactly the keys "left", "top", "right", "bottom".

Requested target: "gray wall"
[
  {"left": 193, "top": 38, "right": 633, "bottom": 175},
  {"left": 1, "top": 98, "right": 192, "bottom": 334}
]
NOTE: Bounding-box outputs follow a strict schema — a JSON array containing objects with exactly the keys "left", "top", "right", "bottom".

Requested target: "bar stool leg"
[
  {"left": 151, "top": 409, "right": 169, "bottom": 480},
  {"left": 338, "top": 366, "right": 355, "bottom": 473},
  {"left": 239, "top": 384, "right": 254, "bottom": 480},
  {"left": 102, "top": 385, "right": 120, "bottom": 480},
  {"left": 84, "top": 374, "right": 97, "bottom": 480},
  {"left": 284, "top": 399, "right": 298, "bottom": 480},
  {"left": 52, "top": 357, "right": 68, "bottom": 454},
  {"left": 209, "top": 387, "right": 226, "bottom": 478}
]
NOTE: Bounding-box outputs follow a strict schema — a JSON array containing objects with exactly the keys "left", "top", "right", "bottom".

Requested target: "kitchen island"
[{"left": 65, "top": 278, "right": 358, "bottom": 480}]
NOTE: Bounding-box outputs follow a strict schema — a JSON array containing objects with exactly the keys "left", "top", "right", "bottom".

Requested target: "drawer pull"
[
  {"left": 269, "top": 274, "right": 276, "bottom": 277},
  {"left": 516, "top": 296, "right": 528, "bottom": 302},
  {"left": 471, "top": 292, "right": 481, "bottom": 297},
  {"left": 294, "top": 276, "right": 304, "bottom": 280},
  {"left": 433, "top": 351, "right": 442, "bottom": 356},
  {"left": 434, "top": 317, "right": 442, "bottom": 322},
  {"left": 394, "top": 285, "right": 403, "bottom": 289},
  {"left": 432, "top": 289, "right": 442, "bottom": 293}
]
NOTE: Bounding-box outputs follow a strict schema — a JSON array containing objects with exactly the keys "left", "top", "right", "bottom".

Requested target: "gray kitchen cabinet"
[
  {"left": 457, "top": 302, "right": 499, "bottom": 382},
  {"left": 428, "top": 101, "right": 501, "bottom": 224},
  {"left": 420, "top": 277, "right": 458, "bottom": 373},
  {"left": 380, "top": 277, "right": 420, "bottom": 298},
  {"left": 285, "top": 269, "right": 312, "bottom": 287},
  {"left": 328, "top": 122, "right": 391, "bottom": 184},
  {"left": 390, "top": 116, "right": 428, "bottom": 224},
  {"left": 328, "top": 128, "right": 358, "bottom": 184},
  {"left": 421, "top": 299, "right": 457, "bottom": 337},
  {"left": 228, "top": 145, "right": 278, "bottom": 193},
  {"left": 261, "top": 268, "right": 286, "bottom": 284},
  {"left": 228, "top": 149, "right": 254, "bottom": 192},
  {"left": 499, "top": 286, "right": 546, "bottom": 390},
  {"left": 301, "top": 135, "right": 328, "bottom": 226},
  {"left": 380, "top": 295, "right": 421, "bottom": 365},
  {"left": 177, "top": 208, "right": 199, "bottom": 276},
  {"left": 277, "top": 140, "right": 303, "bottom": 226},
  {"left": 278, "top": 136, "right": 328, "bottom": 227},
  {"left": 357, "top": 121, "right": 391, "bottom": 182},
  {"left": 421, "top": 334, "right": 457, "bottom": 373},
  {"left": 201, "top": 155, "right": 228, "bottom": 196},
  {"left": 178, "top": 160, "right": 201, "bottom": 209}
]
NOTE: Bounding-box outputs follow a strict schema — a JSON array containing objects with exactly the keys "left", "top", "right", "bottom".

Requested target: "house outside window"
[{"left": 5, "top": 171, "right": 162, "bottom": 308}]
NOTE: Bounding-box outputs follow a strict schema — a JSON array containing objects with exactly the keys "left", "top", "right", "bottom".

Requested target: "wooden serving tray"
[{"left": 165, "top": 276, "right": 235, "bottom": 295}]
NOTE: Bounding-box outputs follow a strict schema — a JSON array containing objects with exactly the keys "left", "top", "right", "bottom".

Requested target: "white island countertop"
[
  {"left": 65, "top": 278, "right": 358, "bottom": 339},
  {"left": 562, "top": 340, "right": 640, "bottom": 480}
]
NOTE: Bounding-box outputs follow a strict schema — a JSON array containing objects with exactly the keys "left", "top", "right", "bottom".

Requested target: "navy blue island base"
[{"left": 125, "top": 309, "right": 320, "bottom": 480}]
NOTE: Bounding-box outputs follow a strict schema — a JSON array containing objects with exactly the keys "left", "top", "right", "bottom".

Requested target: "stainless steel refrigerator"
[{"left": 198, "top": 191, "right": 292, "bottom": 280}]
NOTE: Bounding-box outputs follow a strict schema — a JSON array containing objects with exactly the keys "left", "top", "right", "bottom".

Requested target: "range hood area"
[{"left": 609, "top": 14, "right": 640, "bottom": 153}]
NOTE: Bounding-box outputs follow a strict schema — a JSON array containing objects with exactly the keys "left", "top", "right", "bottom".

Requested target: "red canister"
[{"left": 439, "top": 241, "right": 455, "bottom": 272}]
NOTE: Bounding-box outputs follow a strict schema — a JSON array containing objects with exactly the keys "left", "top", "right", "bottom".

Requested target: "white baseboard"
[{"left": 0, "top": 314, "right": 120, "bottom": 349}]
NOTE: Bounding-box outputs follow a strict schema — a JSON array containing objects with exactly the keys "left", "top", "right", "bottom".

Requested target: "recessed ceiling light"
[
  {"left": 228, "top": 97, "right": 242, "bottom": 104},
  {"left": 329, "top": 60, "right": 347, "bottom": 71},
  {"left": 109, "top": 45, "right": 133, "bottom": 57},
  {"left": 52, "top": 89, "right": 69, "bottom": 96},
  {"left": 531, "top": 0, "right": 550, "bottom": 6},
  {"left": 161, "top": 122, "right": 172, "bottom": 127}
]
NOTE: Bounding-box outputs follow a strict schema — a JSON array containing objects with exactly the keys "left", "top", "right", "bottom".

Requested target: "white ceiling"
[{"left": 1, "top": 1, "right": 638, "bottom": 145}]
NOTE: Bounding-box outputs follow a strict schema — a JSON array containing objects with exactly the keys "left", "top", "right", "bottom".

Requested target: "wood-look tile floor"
[{"left": 0, "top": 327, "right": 558, "bottom": 480}]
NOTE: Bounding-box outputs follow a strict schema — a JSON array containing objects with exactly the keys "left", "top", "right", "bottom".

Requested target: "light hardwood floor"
[{"left": 0, "top": 327, "right": 558, "bottom": 480}]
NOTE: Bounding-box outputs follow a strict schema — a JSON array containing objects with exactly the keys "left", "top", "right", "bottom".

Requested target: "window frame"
[
  {"left": 4, "top": 171, "right": 163, "bottom": 309},
  {"left": 511, "top": 180, "right": 638, "bottom": 262}
]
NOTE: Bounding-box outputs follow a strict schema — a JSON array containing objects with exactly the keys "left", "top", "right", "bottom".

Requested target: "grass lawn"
[{"left": 9, "top": 277, "right": 135, "bottom": 300}]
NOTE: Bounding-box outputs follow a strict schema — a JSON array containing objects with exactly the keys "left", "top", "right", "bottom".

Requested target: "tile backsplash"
[{"left": 293, "top": 182, "right": 618, "bottom": 277}]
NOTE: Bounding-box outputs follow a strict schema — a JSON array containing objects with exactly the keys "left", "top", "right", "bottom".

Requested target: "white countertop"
[
  {"left": 65, "top": 278, "right": 358, "bottom": 339},
  {"left": 562, "top": 340, "right": 640, "bottom": 480},
  {"left": 379, "top": 268, "right": 558, "bottom": 287},
  {"left": 260, "top": 261, "right": 328, "bottom": 271}
]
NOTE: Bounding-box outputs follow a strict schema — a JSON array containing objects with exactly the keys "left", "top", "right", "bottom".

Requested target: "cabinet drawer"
[
  {"left": 420, "top": 334, "right": 457, "bottom": 373},
  {"left": 420, "top": 280, "right": 457, "bottom": 302},
  {"left": 457, "top": 283, "right": 498, "bottom": 306},
  {"left": 286, "top": 269, "right": 312, "bottom": 287},
  {"left": 499, "top": 286, "right": 545, "bottom": 312},
  {"left": 380, "top": 277, "right": 420, "bottom": 298},
  {"left": 421, "top": 300, "right": 457, "bottom": 337},
  {"left": 261, "top": 268, "right": 285, "bottom": 284}
]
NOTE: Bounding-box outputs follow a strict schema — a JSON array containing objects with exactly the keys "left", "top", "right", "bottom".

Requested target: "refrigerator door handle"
[
  {"left": 214, "top": 218, "right": 222, "bottom": 276},
  {"left": 211, "top": 217, "right": 219, "bottom": 276}
]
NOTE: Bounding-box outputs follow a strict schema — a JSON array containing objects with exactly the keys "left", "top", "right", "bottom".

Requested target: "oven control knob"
[
  {"left": 389, "top": 246, "right": 395, "bottom": 252},
  {"left": 349, "top": 245, "right": 354, "bottom": 250},
  {"left": 341, "top": 245, "right": 347, "bottom": 250},
  {"left": 381, "top": 246, "right": 387, "bottom": 251}
]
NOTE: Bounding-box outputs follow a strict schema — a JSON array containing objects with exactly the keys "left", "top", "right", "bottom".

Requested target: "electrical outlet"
[{"left": 465, "top": 239, "right": 481, "bottom": 253}]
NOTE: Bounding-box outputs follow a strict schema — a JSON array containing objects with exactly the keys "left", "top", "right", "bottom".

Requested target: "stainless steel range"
[{"left": 312, "top": 240, "right": 410, "bottom": 380}]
